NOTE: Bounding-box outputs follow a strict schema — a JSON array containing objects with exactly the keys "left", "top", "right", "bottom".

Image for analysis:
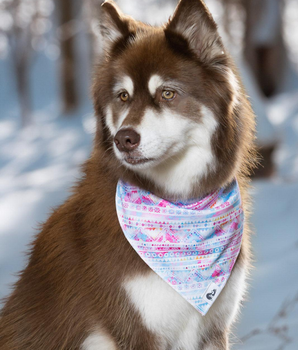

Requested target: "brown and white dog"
[{"left": 0, "top": 0, "right": 256, "bottom": 349}]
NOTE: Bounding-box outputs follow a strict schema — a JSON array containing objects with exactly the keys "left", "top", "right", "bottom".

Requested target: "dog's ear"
[
  {"left": 100, "top": 0, "right": 130, "bottom": 52},
  {"left": 165, "top": 0, "right": 224, "bottom": 64}
]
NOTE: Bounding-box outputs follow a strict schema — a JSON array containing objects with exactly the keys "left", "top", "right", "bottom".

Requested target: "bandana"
[{"left": 116, "top": 179, "right": 244, "bottom": 316}]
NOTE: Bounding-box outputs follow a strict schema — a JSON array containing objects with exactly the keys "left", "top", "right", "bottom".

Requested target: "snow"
[
  {"left": 236, "top": 180, "right": 298, "bottom": 349},
  {"left": 0, "top": 108, "right": 93, "bottom": 299}
]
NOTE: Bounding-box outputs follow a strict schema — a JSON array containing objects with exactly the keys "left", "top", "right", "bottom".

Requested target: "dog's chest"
[{"left": 123, "top": 272, "right": 203, "bottom": 350}]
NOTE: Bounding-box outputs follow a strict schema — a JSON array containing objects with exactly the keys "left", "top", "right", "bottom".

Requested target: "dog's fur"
[{"left": 0, "top": 0, "right": 256, "bottom": 349}]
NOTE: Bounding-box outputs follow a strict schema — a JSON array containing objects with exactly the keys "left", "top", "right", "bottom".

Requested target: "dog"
[{"left": 0, "top": 0, "right": 256, "bottom": 349}]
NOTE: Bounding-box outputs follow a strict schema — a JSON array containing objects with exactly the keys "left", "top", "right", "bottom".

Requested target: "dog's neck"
[
  {"left": 94, "top": 138, "right": 237, "bottom": 202},
  {"left": 115, "top": 166, "right": 229, "bottom": 203}
]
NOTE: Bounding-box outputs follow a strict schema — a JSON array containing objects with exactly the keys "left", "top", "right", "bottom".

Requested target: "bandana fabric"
[{"left": 116, "top": 179, "right": 244, "bottom": 316}]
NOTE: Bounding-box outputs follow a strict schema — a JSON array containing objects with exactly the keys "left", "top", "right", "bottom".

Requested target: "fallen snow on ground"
[
  {"left": 236, "top": 180, "right": 298, "bottom": 350},
  {"left": 0, "top": 109, "right": 94, "bottom": 299}
]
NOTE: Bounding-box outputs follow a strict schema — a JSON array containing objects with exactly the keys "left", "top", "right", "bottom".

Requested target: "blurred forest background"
[{"left": 1, "top": 0, "right": 298, "bottom": 349}]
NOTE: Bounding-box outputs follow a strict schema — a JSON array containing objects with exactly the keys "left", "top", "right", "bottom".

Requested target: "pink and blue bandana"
[{"left": 116, "top": 179, "right": 244, "bottom": 316}]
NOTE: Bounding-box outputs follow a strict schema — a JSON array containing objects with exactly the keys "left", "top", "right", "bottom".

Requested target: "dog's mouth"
[{"left": 124, "top": 156, "right": 154, "bottom": 165}]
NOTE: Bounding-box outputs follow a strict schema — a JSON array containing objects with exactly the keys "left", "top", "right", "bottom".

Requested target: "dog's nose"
[{"left": 114, "top": 128, "right": 141, "bottom": 152}]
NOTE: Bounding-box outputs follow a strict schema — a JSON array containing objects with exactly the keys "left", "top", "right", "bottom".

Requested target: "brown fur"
[{"left": 0, "top": 1, "right": 256, "bottom": 349}]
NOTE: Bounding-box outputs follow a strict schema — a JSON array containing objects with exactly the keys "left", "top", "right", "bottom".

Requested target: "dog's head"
[{"left": 92, "top": 0, "right": 255, "bottom": 200}]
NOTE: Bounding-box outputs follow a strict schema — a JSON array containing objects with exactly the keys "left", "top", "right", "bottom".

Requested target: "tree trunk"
[
  {"left": 10, "top": 26, "right": 32, "bottom": 127},
  {"left": 57, "top": 0, "right": 79, "bottom": 114},
  {"left": 243, "top": 0, "right": 287, "bottom": 97},
  {"left": 15, "top": 58, "right": 31, "bottom": 127}
]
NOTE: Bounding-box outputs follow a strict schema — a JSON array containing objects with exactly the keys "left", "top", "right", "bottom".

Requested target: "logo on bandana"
[
  {"left": 203, "top": 283, "right": 220, "bottom": 305},
  {"left": 207, "top": 289, "right": 216, "bottom": 300}
]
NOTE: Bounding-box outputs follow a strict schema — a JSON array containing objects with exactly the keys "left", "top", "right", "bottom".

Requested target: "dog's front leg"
[
  {"left": 82, "top": 322, "right": 164, "bottom": 350},
  {"left": 115, "top": 327, "right": 166, "bottom": 350},
  {"left": 106, "top": 303, "right": 167, "bottom": 350},
  {"left": 198, "top": 330, "right": 229, "bottom": 350}
]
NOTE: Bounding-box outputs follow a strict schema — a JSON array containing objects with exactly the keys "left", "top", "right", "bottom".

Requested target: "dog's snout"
[{"left": 114, "top": 128, "right": 141, "bottom": 152}]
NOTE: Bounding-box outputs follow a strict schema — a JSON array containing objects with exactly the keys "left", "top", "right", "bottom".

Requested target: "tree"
[
  {"left": 242, "top": 0, "right": 287, "bottom": 97},
  {"left": 222, "top": 0, "right": 288, "bottom": 98},
  {"left": 56, "top": 0, "right": 81, "bottom": 114},
  {"left": 0, "top": 0, "right": 54, "bottom": 126}
]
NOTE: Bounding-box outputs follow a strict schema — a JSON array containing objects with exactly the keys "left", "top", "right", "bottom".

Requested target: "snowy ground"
[
  {"left": 236, "top": 180, "right": 298, "bottom": 350},
  {"left": 0, "top": 110, "right": 94, "bottom": 298}
]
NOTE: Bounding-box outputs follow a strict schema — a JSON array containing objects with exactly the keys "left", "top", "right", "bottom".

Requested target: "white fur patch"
[
  {"left": 81, "top": 330, "right": 117, "bottom": 350},
  {"left": 103, "top": 27, "right": 122, "bottom": 44},
  {"left": 148, "top": 75, "right": 164, "bottom": 96},
  {"left": 105, "top": 105, "right": 129, "bottom": 136},
  {"left": 123, "top": 260, "right": 246, "bottom": 348},
  {"left": 116, "top": 109, "right": 129, "bottom": 130},
  {"left": 113, "top": 76, "right": 134, "bottom": 97},
  {"left": 105, "top": 106, "right": 116, "bottom": 136},
  {"left": 123, "top": 272, "right": 201, "bottom": 349},
  {"left": 135, "top": 105, "right": 218, "bottom": 198},
  {"left": 226, "top": 68, "right": 240, "bottom": 111}
]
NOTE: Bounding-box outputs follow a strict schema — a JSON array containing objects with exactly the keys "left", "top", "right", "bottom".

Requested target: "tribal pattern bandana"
[{"left": 116, "top": 179, "right": 244, "bottom": 316}]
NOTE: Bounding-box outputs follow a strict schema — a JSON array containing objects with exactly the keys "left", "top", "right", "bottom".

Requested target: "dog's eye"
[
  {"left": 161, "top": 90, "right": 175, "bottom": 100},
  {"left": 119, "top": 91, "right": 129, "bottom": 102}
]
